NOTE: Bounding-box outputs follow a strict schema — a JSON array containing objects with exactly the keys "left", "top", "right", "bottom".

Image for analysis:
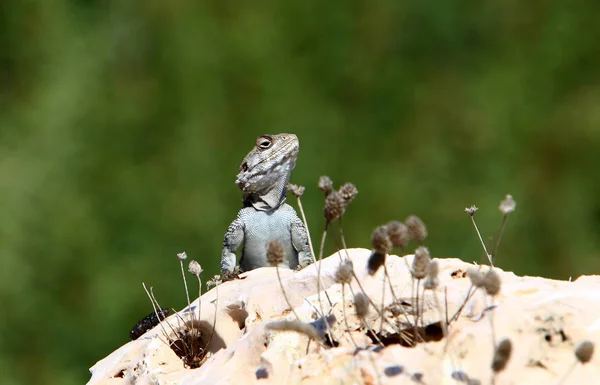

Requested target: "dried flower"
[
  {"left": 499, "top": 195, "right": 516, "bottom": 215},
  {"left": 423, "top": 260, "right": 439, "bottom": 290},
  {"left": 491, "top": 339, "right": 512, "bottom": 372},
  {"left": 287, "top": 183, "right": 305, "bottom": 197},
  {"left": 206, "top": 275, "right": 223, "bottom": 289},
  {"left": 335, "top": 259, "right": 354, "bottom": 284},
  {"left": 575, "top": 340, "right": 595, "bottom": 364},
  {"left": 464, "top": 206, "right": 478, "bottom": 216},
  {"left": 411, "top": 246, "right": 431, "bottom": 279},
  {"left": 339, "top": 183, "right": 358, "bottom": 204},
  {"left": 405, "top": 215, "right": 428, "bottom": 243},
  {"left": 354, "top": 292, "right": 370, "bottom": 318},
  {"left": 467, "top": 268, "right": 485, "bottom": 287},
  {"left": 387, "top": 221, "right": 409, "bottom": 250},
  {"left": 266, "top": 240, "right": 285, "bottom": 266},
  {"left": 318, "top": 176, "right": 334, "bottom": 195},
  {"left": 324, "top": 191, "right": 346, "bottom": 222},
  {"left": 484, "top": 269, "right": 501, "bottom": 296},
  {"left": 266, "top": 320, "right": 321, "bottom": 341},
  {"left": 177, "top": 252, "right": 188, "bottom": 260},
  {"left": 426, "top": 260, "right": 439, "bottom": 279},
  {"left": 371, "top": 225, "right": 392, "bottom": 255},
  {"left": 188, "top": 260, "right": 203, "bottom": 276}
]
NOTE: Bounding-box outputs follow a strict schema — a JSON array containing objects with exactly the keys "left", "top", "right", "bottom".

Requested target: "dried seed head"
[
  {"left": 177, "top": 252, "right": 188, "bottom": 260},
  {"left": 423, "top": 277, "right": 439, "bottom": 290},
  {"left": 484, "top": 269, "right": 502, "bottom": 296},
  {"left": 287, "top": 183, "right": 305, "bottom": 197},
  {"left": 354, "top": 292, "right": 370, "bottom": 318},
  {"left": 318, "top": 176, "right": 334, "bottom": 195},
  {"left": 426, "top": 260, "right": 439, "bottom": 279},
  {"left": 188, "top": 260, "right": 203, "bottom": 276},
  {"left": 405, "top": 215, "right": 428, "bottom": 243},
  {"left": 575, "top": 340, "right": 595, "bottom": 364},
  {"left": 499, "top": 194, "right": 516, "bottom": 215},
  {"left": 387, "top": 221, "right": 410, "bottom": 250},
  {"left": 266, "top": 240, "right": 285, "bottom": 266},
  {"left": 367, "top": 251, "right": 386, "bottom": 275},
  {"left": 464, "top": 206, "right": 478, "bottom": 216},
  {"left": 335, "top": 259, "right": 354, "bottom": 285},
  {"left": 324, "top": 191, "right": 346, "bottom": 222},
  {"left": 371, "top": 225, "right": 392, "bottom": 255},
  {"left": 266, "top": 320, "right": 321, "bottom": 341},
  {"left": 423, "top": 260, "right": 439, "bottom": 290},
  {"left": 491, "top": 339, "right": 512, "bottom": 372},
  {"left": 339, "top": 183, "right": 358, "bottom": 204},
  {"left": 411, "top": 246, "right": 431, "bottom": 279},
  {"left": 206, "top": 275, "right": 223, "bottom": 289},
  {"left": 467, "top": 268, "right": 485, "bottom": 288}
]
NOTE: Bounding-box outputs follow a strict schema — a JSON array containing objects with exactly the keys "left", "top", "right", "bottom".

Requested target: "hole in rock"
[
  {"left": 370, "top": 321, "right": 444, "bottom": 347},
  {"left": 168, "top": 320, "right": 226, "bottom": 369},
  {"left": 225, "top": 303, "right": 249, "bottom": 330}
]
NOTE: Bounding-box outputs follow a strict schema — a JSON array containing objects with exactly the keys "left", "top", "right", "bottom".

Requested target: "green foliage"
[{"left": 1, "top": 0, "right": 600, "bottom": 383}]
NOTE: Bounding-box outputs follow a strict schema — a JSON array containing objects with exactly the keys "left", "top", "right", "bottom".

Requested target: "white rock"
[{"left": 89, "top": 248, "right": 600, "bottom": 385}]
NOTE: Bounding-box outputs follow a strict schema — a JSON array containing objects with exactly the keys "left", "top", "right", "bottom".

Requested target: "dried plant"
[
  {"left": 464, "top": 206, "right": 493, "bottom": 266},
  {"left": 387, "top": 221, "right": 409, "bottom": 252},
  {"left": 267, "top": 240, "right": 300, "bottom": 321},
  {"left": 491, "top": 338, "right": 512, "bottom": 384},
  {"left": 405, "top": 215, "right": 428, "bottom": 244},
  {"left": 492, "top": 194, "right": 516, "bottom": 264},
  {"left": 557, "top": 340, "right": 596, "bottom": 385},
  {"left": 266, "top": 320, "right": 322, "bottom": 341},
  {"left": 139, "top": 251, "right": 216, "bottom": 370}
]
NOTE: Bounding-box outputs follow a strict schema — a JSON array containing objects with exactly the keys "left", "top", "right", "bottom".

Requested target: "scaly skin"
[{"left": 221, "top": 134, "right": 313, "bottom": 273}]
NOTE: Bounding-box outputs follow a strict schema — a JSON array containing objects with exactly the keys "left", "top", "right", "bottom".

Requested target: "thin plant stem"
[
  {"left": 142, "top": 283, "right": 172, "bottom": 343},
  {"left": 449, "top": 284, "right": 477, "bottom": 323},
  {"left": 380, "top": 270, "right": 386, "bottom": 333},
  {"left": 295, "top": 196, "right": 317, "bottom": 265},
  {"left": 492, "top": 215, "right": 508, "bottom": 265},
  {"left": 276, "top": 265, "right": 300, "bottom": 320},
  {"left": 347, "top": 284, "right": 384, "bottom": 347},
  {"left": 341, "top": 284, "right": 358, "bottom": 348},
  {"left": 469, "top": 216, "right": 493, "bottom": 267},
  {"left": 206, "top": 282, "right": 218, "bottom": 350},
  {"left": 179, "top": 260, "right": 196, "bottom": 346},
  {"left": 487, "top": 294, "right": 497, "bottom": 349},
  {"left": 413, "top": 278, "right": 421, "bottom": 346},
  {"left": 339, "top": 217, "right": 349, "bottom": 250},
  {"left": 315, "top": 222, "right": 335, "bottom": 343}
]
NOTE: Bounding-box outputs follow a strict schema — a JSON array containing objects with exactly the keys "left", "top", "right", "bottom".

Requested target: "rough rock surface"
[{"left": 88, "top": 248, "right": 600, "bottom": 384}]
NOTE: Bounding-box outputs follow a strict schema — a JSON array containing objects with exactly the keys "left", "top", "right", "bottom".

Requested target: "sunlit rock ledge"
[{"left": 88, "top": 248, "right": 600, "bottom": 385}]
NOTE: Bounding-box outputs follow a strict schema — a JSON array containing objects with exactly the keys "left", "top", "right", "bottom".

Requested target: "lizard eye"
[{"left": 256, "top": 136, "right": 273, "bottom": 150}]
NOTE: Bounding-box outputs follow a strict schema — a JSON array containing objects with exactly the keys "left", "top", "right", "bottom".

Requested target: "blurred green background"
[{"left": 1, "top": 0, "right": 600, "bottom": 384}]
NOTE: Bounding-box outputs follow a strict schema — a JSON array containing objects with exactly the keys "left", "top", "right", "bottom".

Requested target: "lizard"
[{"left": 221, "top": 133, "right": 314, "bottom": 274}]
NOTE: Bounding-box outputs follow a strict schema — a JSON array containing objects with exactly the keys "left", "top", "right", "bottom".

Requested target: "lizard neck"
[{"left": 243, "top": 177, "right": 288, "bottom": 211}]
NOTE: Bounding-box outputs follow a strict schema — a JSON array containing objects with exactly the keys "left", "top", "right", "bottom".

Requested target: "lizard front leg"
[
  {"left": 221, "top": 215, "right": 245, "bottom": 274},
  {"left": 291, "top": 215, "right": 314, "bottom": 268}
]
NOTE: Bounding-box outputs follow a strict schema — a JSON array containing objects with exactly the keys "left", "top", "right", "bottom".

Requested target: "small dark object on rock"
[
  {"left": 255, "top": 367, "right": 269, "bottom": 379},
  {"left": 130, "top": 308, "right": 170, "bottom": 340},
  {"left": 384, "top": 365, "right": 404, "bottom": 377},
  {"left": 367, "top": 251, "right": 386, "bottom": 275}
]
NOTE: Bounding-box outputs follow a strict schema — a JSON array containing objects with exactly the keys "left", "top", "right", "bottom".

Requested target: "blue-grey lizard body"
[{"left": 221, "top": 134, "right": 314, "bottom": 273}]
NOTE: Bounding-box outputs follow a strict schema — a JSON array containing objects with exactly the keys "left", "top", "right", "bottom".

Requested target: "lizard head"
[{"left": 235, "top": 133, "right": 299, "bottom": 201}]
